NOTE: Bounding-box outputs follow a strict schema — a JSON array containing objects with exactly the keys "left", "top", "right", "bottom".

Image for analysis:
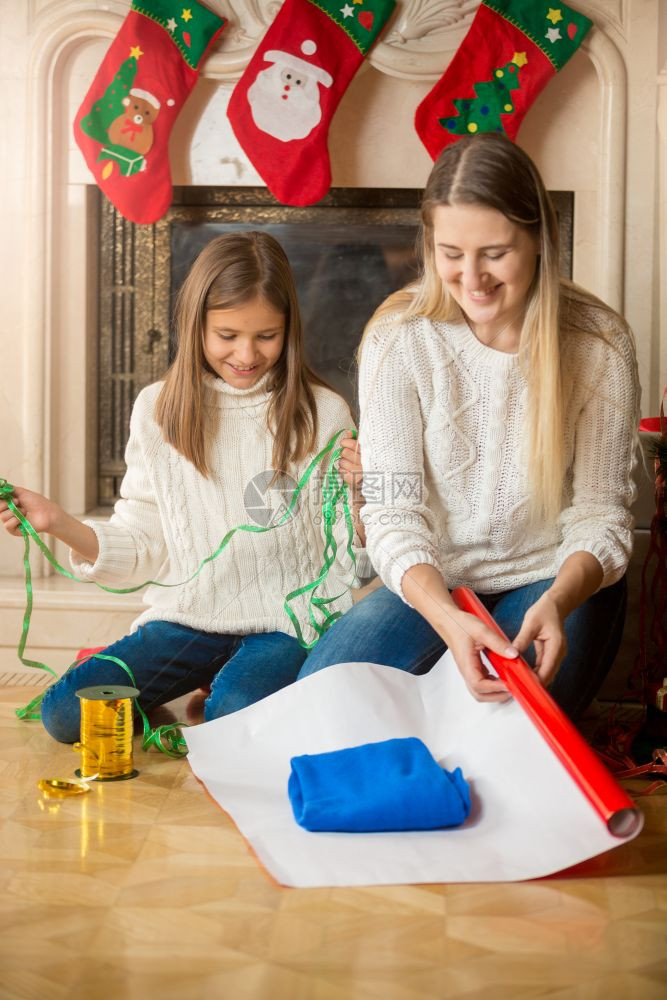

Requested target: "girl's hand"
[
  {"left": 511, "top": 591, "right": 567, "bottom": 689},
  {"left": 439, "top": 608, "right": 516, "bottom": 702},
  {"left": 0, "top": 486, "right": 99, "bottom": 562},
  {"left": 338, "top": 432, "right": 363, "bottom": 507},
  {"left": 0, "top": 485, "right": 59, "bottom": 537}
]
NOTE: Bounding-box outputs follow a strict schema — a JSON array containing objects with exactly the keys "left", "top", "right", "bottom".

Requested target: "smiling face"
[
  {"left": 203, "top": 297, "right": 286, "bottom": 388},
  {"left": 432, "top": 202, "right": 540, "bottom": 350}
]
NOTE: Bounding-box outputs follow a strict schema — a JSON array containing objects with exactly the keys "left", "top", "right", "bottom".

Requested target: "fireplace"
[{"left": 96, "top": 186, "right": 573, "bottom": 505}]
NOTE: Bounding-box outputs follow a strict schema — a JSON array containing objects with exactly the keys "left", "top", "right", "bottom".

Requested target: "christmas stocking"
[
  {"left": 227, "top": 0, "right": 396, "bottom": 206},
  {"left": 74, "top": 0, "right": 226, "bottom": 224},
  {"left": 415, "top": 0, "right": 593, "bottom": 160}
]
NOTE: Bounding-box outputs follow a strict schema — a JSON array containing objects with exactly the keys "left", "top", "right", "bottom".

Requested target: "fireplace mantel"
[{"left": 0, "top": 0, "right": 665, "bottom": 581}]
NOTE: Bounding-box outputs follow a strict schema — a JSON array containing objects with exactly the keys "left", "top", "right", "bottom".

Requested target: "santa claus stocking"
[
  {"left": 227, "top": 0, "right": 395, "bottom": 206},
  {"left": 415, "top": 0, "right": 592, "bottom": 160},
  {"left": 75, "top": 0, "right": 226, "bottom": 224}
]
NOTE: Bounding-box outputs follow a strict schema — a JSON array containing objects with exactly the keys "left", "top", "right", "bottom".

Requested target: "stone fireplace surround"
[{"left": 0, "top": 0, "right": 664, "bottom": 676}]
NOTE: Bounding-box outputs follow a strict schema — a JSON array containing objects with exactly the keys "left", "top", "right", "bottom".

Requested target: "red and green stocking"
[
  {"left": 415, "top": 0, "right": 593, "bottom": 160},
  {"left": 75, "top": 0, "right": 226, "bottom": 224},
  {"left": 227, "top": 0, "right": 395, "bottom": 206}
]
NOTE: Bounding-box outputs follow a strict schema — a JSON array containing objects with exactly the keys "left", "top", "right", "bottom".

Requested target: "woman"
[{"left": 299, "top": 133, "right": 640, "bottom": 719}]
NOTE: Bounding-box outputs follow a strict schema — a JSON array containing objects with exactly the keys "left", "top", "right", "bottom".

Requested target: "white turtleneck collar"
[{"left": 202, "top": 370, "right": 273, "bottom": 408}]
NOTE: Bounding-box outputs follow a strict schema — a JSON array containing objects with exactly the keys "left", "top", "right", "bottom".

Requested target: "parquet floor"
[{"left": 1, "top": 682, "right": 666, "bottom": 1000}]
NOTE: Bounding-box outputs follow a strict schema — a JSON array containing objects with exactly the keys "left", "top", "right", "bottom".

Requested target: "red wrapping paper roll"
[{"left": 451, "top": 587, "right": 641, "bottom": 837}]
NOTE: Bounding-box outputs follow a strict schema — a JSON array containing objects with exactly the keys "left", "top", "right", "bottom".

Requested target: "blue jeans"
[
  {"left": 298, "top": 577, "right": 627, "bottom": 719},
  {"left": 41, "top": 622, "right": 308, "bottom": 743}
]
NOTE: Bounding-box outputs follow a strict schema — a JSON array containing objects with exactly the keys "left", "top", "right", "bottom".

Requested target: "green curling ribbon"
[
  {"left": 1, "top": 428, "right": 358, "bottom": 753},
  {"left": 0, "top": 478, "right": 59, "bottom": 719},
  {"left": 90, "top": 652, "right": 188, "bottom": 758},
  {"left": 283, "top": 436, "right": 357, "bottom": 648}
]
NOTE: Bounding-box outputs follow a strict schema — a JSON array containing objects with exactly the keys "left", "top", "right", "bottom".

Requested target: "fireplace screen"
[{"left": 97, "top": 186, "right": 573, "bottom": 505}]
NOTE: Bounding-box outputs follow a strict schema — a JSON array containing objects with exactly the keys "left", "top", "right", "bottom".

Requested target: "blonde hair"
[
  {"left": 362, "top": 133, "right": 630, "bottom": 522},
  {"left": 155, "top": 231, "right": 328, "bottom": 476}
]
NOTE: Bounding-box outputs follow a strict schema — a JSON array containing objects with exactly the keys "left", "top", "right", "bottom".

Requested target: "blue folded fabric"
[{"left": 288, "top": 737, "right": 471, "bottom": 833}]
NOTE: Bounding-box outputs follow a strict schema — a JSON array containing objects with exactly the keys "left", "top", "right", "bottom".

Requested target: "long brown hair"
[
  {"left": 155, "top": 231, "right": 328, "bottom": 476},
  {"left": 363, "top": 133, "right": 630, "bottom": 522}
]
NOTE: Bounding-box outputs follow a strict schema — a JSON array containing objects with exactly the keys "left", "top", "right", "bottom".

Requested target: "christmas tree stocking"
[
  {"left": 415, "top": 0, "right": 593, "bottom": 160},
  {"left": 227, "top": 0, "right": 396, "bottom": 206},
  {"left": 74, "top": 0, "right": 226, "bottom": 224}
]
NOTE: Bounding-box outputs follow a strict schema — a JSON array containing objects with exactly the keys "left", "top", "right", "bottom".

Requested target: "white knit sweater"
[
  {"left": 359, "top": 309, "right": 639, "bottom": 599},
  {"left": 72, "top": 373, "right": 371, "bottom": 639}
]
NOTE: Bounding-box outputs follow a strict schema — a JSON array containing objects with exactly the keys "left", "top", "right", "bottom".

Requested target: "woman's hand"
[
  {"left": 401, "top": 565, "right": 518, "bottom": 702},
  {"left": 511, "top": 591, "right": 568, "bottom": 689},
  {"left": 337, "top": 432, "right": 363, "bottom": 506},
  {"left": 509, "top": 553, "right": 605, "bottom": 689},
  {"left": 438, "top": 607, "right": 516, "bottom": 702},
  {"left": 338, "top": 431, "right": 366, "bottom": 545},
  {"left": 0, "top": 485, "right": 59, "bottom": 536}
]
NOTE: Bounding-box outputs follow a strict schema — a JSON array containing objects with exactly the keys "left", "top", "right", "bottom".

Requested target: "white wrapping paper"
[{"left": 185, "top": 651, "right": 642, "bottom": 887}]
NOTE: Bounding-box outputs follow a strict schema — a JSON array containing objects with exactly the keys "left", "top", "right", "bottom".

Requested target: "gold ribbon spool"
[{"left": 75, "top": 684, "right": 140, "bottom": 781}]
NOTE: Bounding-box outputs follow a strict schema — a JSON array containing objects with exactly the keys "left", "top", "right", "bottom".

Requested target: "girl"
[
  {"left": 299, "top": 133, "right": 640, "bottom": 720},
  {"left": 1, "top": 232, "right": 370, "bottom": 742}
]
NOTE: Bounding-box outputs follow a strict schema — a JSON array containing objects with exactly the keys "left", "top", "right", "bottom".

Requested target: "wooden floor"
[{"left": 1, "top": 682, "right": 666, "bottom": 1000}]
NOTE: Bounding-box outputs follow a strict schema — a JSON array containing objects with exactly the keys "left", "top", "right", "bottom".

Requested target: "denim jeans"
[
  {"left": 299, "top": 576, "right": 627, "bottom": 719},
  {"left": 40, "top": 621, "right": 308, "bottom": 743}
]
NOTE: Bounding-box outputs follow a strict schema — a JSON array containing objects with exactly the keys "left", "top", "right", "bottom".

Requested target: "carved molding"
[
  {"left": 28, "top": 0, "right": 128, "bottom": 30},
  {"left": 582, "top": 1, "right": 626, "bottom": 35},
  {"left": 584, "top": 27, "right": 627, "bottom": 312},
  {"left": 21, "top": 10, "right": 126, "bottom": 504},
  {"left": 197, "top": 1, "right": 628, "bottom": 82},
  {"left": 206, "top": 0, "right": 479, "bottom": 80},
  {"left": 25, "top": 1, "right": 629, "bottom": 81}
]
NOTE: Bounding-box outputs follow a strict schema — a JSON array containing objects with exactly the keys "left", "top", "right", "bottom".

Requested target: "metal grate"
[
  {"left": 0, "top": 670, "right": 53, "bottom": 687},
  {"left": 97, "top": 187, "right": 574, "bottom": 506}
]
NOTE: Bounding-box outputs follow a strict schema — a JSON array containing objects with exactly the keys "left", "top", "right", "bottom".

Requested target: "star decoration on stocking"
[
  {"left": 167, "top": 18, "right": 177, "bottom": 32},
  {"left": 129, "top": 45, "right": 143, "bottom": 59},
  {"left": 182, "top": 8, "right": 192, "bottom": 21},
  {"left": 512, "top": 51, "right": 528, "bottom": 67},
  {"left": 547, "top": 8, "right": 563, "bottom": 24},
  {"left": 546, "top": 27, "right": 562, "bottom": 42},
  {"left": 341, "top": 3, "right": 354, "bottom": 15}
]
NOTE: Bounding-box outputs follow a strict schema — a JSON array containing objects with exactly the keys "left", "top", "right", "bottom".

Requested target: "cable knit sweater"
[
  {"left": 359, "top": 307, "right": 640, "bottom": 600},
  {"left": 71, "top": 373, "right": 372, "bottom": 638}
]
